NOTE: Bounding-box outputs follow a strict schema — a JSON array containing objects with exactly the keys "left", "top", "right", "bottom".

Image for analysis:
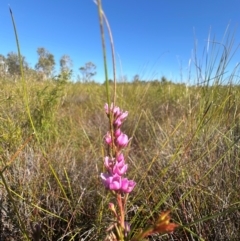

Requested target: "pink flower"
[
  {"left": 113, "top": 160, "right": 128, "bottom": 175},
  {"left": 104, "top": 132, "right": 112, "bottom": 145},
  {"left": 104, "top": 103, "right": 109, "bottom": 114},
  {"left": 121, "top": 178, "right": 136, "bottom": 193},
  {"left": 116, "top": 153, "right": 124, "bottom": 162},
  {"left": 100, "top": 173, "right": 110, "bottom": 188},
  {"left": 114, "top": 111, "right": 128, "bottom": 128},
  {"left": 104, "top": 156, "right": 115, "bottom": 171},
  {"left": 114, "top": 128, "right": 121, "bottom": 138},
  {"left": 118, "top": 111, "right": 128, "bottom": 121},
  {"left": 113, "top": 106, "right": 121, "bottom": 116},
  {"left": 115, "top": 133, "right": 129, "bottom": 148},
  {"left": 101, "top": 173, "right": 136, "bottom": 193},
  {"left": 104, "top": 103, "right": 121, "bottom": 116},
  {"left": 114, "top": 118, "right": 123, "bottom": 128},
  {"left": 101, "top": 173, "right": 122, "bottom": 191}
]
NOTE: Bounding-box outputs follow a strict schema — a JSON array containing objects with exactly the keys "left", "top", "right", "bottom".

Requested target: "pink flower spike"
[{"left": 116, "top": 133, "right": 129, "bottom": 148}]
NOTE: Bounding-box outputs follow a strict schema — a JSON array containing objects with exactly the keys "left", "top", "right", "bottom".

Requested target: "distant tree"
[
  {"left": 0, "top": 54, "right": 6, "bottom": 63},
  {"left": 102, "top": 79, "right": 113, "bottom": 85},
  {"left": 161, "top": 76, "right": 167, "bottom": 83},
  {"left": 108, "top": 79, "right": 113, "bottom": 84},
  {"left": 79, "top": 61, "right": 96, "bottom": 82},
  {"left": 0, "top": 54, "right": 7, "bottom": 75},
  {"left": 5, "top": 52, "right": 28, "bottom": 76},
  {"left": 35, "top": 47, "right": 55, "bottom": 80},
  {"left": 152, "top": 79, "right": 160, "bottom": 86},
  {"left": 59, "top": 54, "right": 73, "bottom": 81},
  {"left": 60, "top": 54, "right": 72, "bottom": 73},
  {"left": 133, "top": 74, "right": 140, "bottom": 83}
]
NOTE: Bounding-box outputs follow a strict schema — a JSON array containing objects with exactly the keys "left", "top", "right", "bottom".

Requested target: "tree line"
[{"left": 0, "top": 47, "right": 97, "bottom": 82}]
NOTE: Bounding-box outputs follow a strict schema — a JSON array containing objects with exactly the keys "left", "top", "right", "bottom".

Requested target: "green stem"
[
  {"left": 130, "top": 227, "right": 154, "bottom": 241},
  {"left": 117, "top": 193, "right": 125, "bottom": 240},
  {"left": 96, "top": 0, "right": 110, "bottom": 106},
  {"left": 96, "top": 0, "right": 115, "bottom": 157},
  {"left": 9, "top": 7, "right": 37, "bottom": 137}
]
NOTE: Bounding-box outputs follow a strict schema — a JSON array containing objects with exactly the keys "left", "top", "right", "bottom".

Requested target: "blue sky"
[{"left": 0, "top": 0, "right": 240, "bottom": 83}]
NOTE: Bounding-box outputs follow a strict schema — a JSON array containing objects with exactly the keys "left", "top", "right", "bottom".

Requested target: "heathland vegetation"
[
  {"left": 0, "top": 4, "right": 240, "bottom": 241},
  {"left": 0, "top": 77, "right": 239, "bottom": 240}
]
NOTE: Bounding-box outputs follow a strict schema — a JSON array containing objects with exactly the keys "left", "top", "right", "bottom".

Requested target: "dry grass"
[{"left": 0, "top": 78, "right": 239, "bottom": 240}]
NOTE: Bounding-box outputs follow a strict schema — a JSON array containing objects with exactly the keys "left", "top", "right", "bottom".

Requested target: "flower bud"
[
  {"left": 109, "top": 202, "right": 115, "bottom": 211},
  {"left": 104, "top": 156, "right": 115, "bottom": 171},
  {"left": 114, "top": 128, "right": 121, "bottom": 138},
  {"left": 124, "top": 222, "right": 131, "bottom": 237},
  {"left": 105, "top": 132, "right": 112, "bottom": 145},
  {"left": 115, "top": 133, "right": 129, "bottom": 148}
]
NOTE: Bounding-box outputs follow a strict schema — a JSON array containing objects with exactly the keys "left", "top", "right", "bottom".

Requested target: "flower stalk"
[
  {"left": 101, "top": 103, "right": 136, "bottom": 240},
  {"left": 101, "top": 103, "right": 178, "bottom": 240}
]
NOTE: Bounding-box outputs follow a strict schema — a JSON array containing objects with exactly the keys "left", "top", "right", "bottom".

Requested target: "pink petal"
[{"left": 116, "top": 133, "right": 129, "bottom": 148}]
